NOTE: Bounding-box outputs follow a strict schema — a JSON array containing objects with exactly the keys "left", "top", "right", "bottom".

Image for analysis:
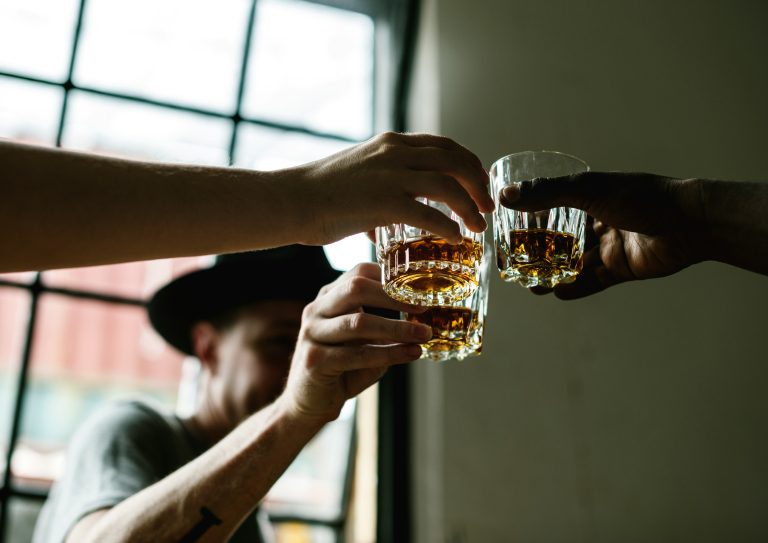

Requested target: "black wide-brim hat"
[{"left": 148, "top": 245, "right": 341, "bottom": 356}]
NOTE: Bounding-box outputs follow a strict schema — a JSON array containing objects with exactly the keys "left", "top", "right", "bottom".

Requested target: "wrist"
[
  {"left": 276, "top": 164, "right": 331, "bottom": 245},
  {"left": 273, "top": 393, "right": 330, "bottom": 434},
  {"left": 228, "top": 166, "right": 316, "bottom": 247},
  {"left": 675, "top": 177, "right": 711, "bottom": 264}
]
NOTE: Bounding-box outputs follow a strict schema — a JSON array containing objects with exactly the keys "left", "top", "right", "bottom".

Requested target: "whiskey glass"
[
  {"left": 376, "top": 199, "right": 484, "bottom": 306},
  {"left": 402, "top": 234, "right": 491, "bottom": 362},
  {"left": 491, "top": 151, "right": 589, "bottom": 288}
]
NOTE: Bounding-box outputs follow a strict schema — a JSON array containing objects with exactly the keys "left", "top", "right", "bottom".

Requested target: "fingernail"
[{"left": 502, "top": 184, "right": 521, "bottom": 203}]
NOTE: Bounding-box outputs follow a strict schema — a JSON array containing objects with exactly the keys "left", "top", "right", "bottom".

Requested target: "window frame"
[{"left": 0, "top": 0, "right": 413, "bottom": 541}]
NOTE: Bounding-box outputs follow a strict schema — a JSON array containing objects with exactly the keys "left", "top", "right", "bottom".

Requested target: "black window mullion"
[
  {"left": 228, "top": 0, "right": 260, "bottom": 166},
  {"left": 0, "top": 274, "right": 42, "bottom": 542},
  {"left": 0, "top": 70, "right": 358, "bottom": 144},
  {"left": 55, "top": 0, "right": 89, "bottom": 148}
]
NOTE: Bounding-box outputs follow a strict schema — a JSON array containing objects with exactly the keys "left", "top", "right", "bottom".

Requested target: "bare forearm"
[
  {"left": 1, "top": 141, "right": 309, "bottom": 272},
  {"left": 692, "top": 178, "right": 768, "bottom": 275},
  {"left": 73, "top": 398, "right": 324, "bottom": 543}
]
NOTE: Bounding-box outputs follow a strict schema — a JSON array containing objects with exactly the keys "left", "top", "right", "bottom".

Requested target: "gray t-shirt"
[{"left": 33, "top": 400, "right": 268, "bottom": 543}]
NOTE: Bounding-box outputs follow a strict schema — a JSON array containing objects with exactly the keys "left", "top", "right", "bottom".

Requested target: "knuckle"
[
  {"left": 378, "top": 131, "right": 401, "bottom": 144},
  {"left": 301, "top": 302, "right": 317, "bottom": 321},
  {"left": 345, "top": 276, "right": 367, "bottom": 298},
  {"left": 304, "top": 344, "right": 325, "bottom": 369},
  {"left": 391, "top": 320, "right": 410, "bottom": 340},
  {"left": 375, "top": 142, "right": 401, "bottom": 160},
  {"left": 350, "top": 262, "right": 370, "bottom": 276},
  {"left": 346, "top": 312, "right": 367, "bottom": 333}
]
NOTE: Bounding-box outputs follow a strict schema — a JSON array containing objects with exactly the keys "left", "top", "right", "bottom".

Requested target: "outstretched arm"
[
  {"left": 499, "top": 172, "right": 768, "bottom": 299},
  {"left": 1, "top": 133, "right": 492, "bottom": 272}
]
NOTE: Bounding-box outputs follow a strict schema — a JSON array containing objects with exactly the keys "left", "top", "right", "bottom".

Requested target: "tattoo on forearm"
[{"left": 178, "top": 507, "right": 223, "bottom": 543}]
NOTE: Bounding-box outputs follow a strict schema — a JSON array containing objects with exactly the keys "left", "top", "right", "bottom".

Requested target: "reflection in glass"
[
  {"left": 0, "top": 77, "right": 63, "bottom": 145},
  {"left": 74, "top": 0, "right": 250, "bottom": 112},
  {"left": 243, "top": 0, "right": 374, "bottom": 139},
  {"left": 62, "top": 91, "right": 231, "bottom": 165},
  {"left": 0, "top": 0, "right": 79, "bottom": 81}
]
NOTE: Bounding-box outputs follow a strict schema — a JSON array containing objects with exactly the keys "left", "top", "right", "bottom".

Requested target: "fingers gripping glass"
[{"left": 491, "top": 151, "right": 589, "bottom": 288}]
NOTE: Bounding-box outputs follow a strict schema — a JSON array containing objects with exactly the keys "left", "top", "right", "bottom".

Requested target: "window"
[{"left": 0, "top": 0, "right": 410, "bottom": 541}]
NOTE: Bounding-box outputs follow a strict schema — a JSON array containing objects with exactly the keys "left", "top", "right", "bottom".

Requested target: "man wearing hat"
[{"left": 34, "top": 245, "right": 431, "bottom": 543}]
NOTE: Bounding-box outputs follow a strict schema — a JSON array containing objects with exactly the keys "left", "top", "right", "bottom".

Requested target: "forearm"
[
  {"left": 74, "top": 398, "right": 324, "bottom": 543},
  {"left": 690, "top": 178, "right": 768, "bottom": 275},
  {"left": 1, "top": 140, "right": 310, "bottom": 272}
]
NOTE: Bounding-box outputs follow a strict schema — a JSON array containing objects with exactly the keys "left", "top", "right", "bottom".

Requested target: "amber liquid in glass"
[
  {"left": 405, "top": 306, "right": 474, "bottom": 350},
  {"left": 382, "top": 235, "right": 483, "bottom": 305},
  {"left": 497, "top": 229, "right": 583, "bottom": 287}
]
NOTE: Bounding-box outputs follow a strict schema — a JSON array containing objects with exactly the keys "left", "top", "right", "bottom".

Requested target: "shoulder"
[
  {"left": 75, "top": 399, "right": 172, "bottom": 439},
  {"left": 67, "top": 401, "right": 179, "bottom": 470}
]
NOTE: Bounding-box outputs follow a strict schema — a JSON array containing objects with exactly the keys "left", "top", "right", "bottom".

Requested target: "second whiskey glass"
[{"left": 401, "top": 235, "right": 491, "bottom": 362}]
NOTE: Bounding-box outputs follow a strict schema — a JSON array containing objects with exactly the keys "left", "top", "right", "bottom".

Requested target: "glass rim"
[{"left": 490, "top": 150, "right": 590, "bottom": 173}]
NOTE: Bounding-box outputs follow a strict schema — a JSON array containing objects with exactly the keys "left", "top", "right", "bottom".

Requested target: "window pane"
[
  {"left": 264, "top": 400, "right": 355, "bottom": 521},
  {"left": 233, "top": 122, "right": 352, "bottom": 171},
  {"left": 0, "top": 77, "right": 63, "bottom": 145},
  {"left": 0, "top": 288, "right": 31, "bottom": 472},
  {"left": 12, "top": 294, "right": 183, "bottom": 486},
  {"left": 62, "top": 91, "right": 231, "bottom": 165},
  {"left": 43, "top": 256, "right": 213, "bottom": 300},
  {"left": 273, "top": 523, "right": 338, "bottom": 543},
  {"left": 74, "top": 0, "right": 251, "bottom": 113},
  {"left": 324, "top": 235, "right": 373, "bottom": 272},
  {"left": 0, "top": 272, "right": 37, "bottom": 285},
  {"left": 242, "top": 0, "right": 374, "bottom": 139},
  {"left": 6, "top": 496, "right": 45, "bottom": 543},
  {"left": 0, "top": 0, "right": 79, "bottom": 80}
]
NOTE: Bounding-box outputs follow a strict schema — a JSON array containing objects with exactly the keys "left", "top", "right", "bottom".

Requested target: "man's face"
[{"left": 211, "top": 299, "right": 305, "bottom": 426}]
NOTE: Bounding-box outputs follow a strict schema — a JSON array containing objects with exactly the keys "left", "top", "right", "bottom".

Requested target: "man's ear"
[{"left": 190, "top": 322, "right": 219, "bottom": 374}]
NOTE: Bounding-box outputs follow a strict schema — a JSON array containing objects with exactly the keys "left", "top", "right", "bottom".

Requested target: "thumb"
[{"left": 499, "top": 171, "right": 598, "bottom": 212}]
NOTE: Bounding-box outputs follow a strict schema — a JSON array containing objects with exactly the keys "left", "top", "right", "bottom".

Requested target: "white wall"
[{"left": 409, "top": 1, "right": 768, "bottom": 542}]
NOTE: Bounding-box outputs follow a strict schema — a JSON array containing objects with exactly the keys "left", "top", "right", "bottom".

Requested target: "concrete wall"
[{"left": 409, "top": 1, "right": 768, "bottom": 542}]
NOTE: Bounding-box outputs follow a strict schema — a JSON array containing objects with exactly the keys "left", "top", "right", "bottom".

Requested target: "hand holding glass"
[{"left": 491, "top": 151, "right": 588, "bottom": 288}]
